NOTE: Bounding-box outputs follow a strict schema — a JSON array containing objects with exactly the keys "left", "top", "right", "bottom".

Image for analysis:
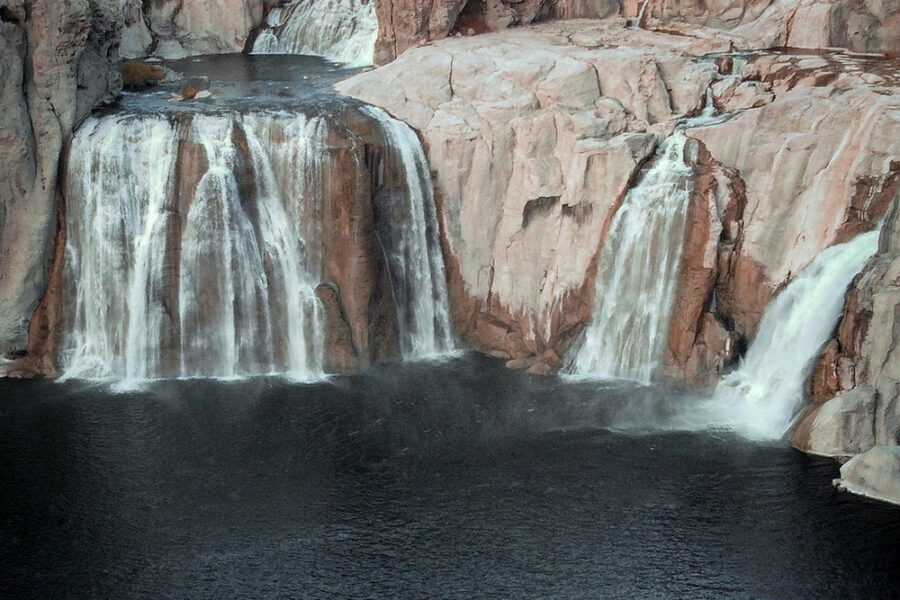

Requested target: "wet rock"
[{"left": 181, "top": 76, "right": 211, "bottom": 99}]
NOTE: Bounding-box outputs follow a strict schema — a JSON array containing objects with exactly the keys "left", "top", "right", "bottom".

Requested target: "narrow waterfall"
[
  {"left": 567, "top": 131, "right": 694, "bottom": 382},
  {"left": 711, "top": 230, "right": 879, "bottom": 440},
  {"left": 362, "top": 106, "right": 455, "bottom": 359},
  {"left": 251, "top": 0, "right": 377, "bottom": 66},
  {"left": 61, "top": 112, "right": 327, "bottom": 382}
]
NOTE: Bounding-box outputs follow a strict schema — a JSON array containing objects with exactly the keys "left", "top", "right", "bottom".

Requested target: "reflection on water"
[{"left": 1, "top": 354, "right": 898, "bottom": 598}]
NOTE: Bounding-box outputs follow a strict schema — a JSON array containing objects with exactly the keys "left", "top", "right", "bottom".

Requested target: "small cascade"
[
  {"left": 711, "top": 230, "right": 879, "bottom": 440},
  {"left": 61, "top": 112, "right": 328, "bottom": 382},
  {"left": 251, "top": 0, "right": 377, "bottom": 66},
  {"left": 363, "top": 106, "right": 455, "bottom": 359},
  {"left": 634, "top": 0, "right": 651, "bottom": 28},
  {"left": 566, "top": 131, "right": 694, "bottom": 382}
]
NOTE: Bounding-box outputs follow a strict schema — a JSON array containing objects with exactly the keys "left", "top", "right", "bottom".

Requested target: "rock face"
[
  {"left": 835, "top": 446, "right": 900, "bottom": 506},
  {"left": 372, "top": 0, "right": 619, "bottom": 63},
  {"left": 339, "top": 21, "right": 899, "bottom": 376},
  {"left": 374, "top": 0, "right": 899, "bottom": 66},
  {"left": 120, "top": 0, "right": 267, "bottom": 58},
  {"left": 622, "top": 0, "right": 900, "bottom": 54},
  {"left": 0, "top": 0, "right": 124, "bottom": 359}
]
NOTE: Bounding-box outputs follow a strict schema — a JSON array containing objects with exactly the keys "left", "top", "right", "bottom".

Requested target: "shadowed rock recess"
[{"left": 1, "top": 0, "right": 900, "bottom": 504}]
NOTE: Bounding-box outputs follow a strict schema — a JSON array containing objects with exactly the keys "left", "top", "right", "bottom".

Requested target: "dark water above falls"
[{"left": 1, "top": 356, "right": 898, "bottom": 598}]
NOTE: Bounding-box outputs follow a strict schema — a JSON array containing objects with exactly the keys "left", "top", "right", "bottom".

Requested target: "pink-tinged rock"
[
  {"left": 339, "top": 22, "right": 723, "bottom": 360},
  {"left": 687, "top": 67, "right": 900, "bottom": 336}
]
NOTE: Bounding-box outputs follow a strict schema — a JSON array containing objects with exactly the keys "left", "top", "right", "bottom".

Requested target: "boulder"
[
  {"left": 835, "top": 445, "right": 900, "bottom": 506},
  {"left": 792, "top": 387, "right": 877, "bottom": 457}
]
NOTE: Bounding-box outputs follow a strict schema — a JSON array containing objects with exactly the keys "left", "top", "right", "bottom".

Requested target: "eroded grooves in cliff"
[
  {"left": 251, "top": 0, "right": 377, "bottom": 66},
  {"left": 60, "top": 112, "right": 327, "bottom": 382},
  {"left": 567, "top": 131, "right": 694, "bottom": 383},
  {"left": 363, "top": 106, "right": 455, "bottom": 359},
  {"left": 711, "top": 230, "right": 880, "bottom": 441}
]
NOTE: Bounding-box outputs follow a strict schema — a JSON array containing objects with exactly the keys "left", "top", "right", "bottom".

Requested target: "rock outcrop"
[
  {"left": 835, "top": 446, "right": 900, "bottom": 506},
  {"left": 339, "top": 21, "right": 899, "bottom": 377},
  {"left": 120, "top": 0, "right": 268, "bottom": 58},
  {"left": 0, "top": 0, "right": 124, "bottom": 359}
]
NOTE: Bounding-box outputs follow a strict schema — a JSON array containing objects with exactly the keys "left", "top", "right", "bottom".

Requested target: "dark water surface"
[{"left": 1, "top": 355, "right": 898, "bottom": 599}]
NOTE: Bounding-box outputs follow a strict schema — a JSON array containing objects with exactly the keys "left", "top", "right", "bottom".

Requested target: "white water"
[
  {"left": 61, "top": 112, "right": 327, "bottom": 383},
  {"left": 567, "top": 131, "right": 694, "bottom": 382},
  {"left": 708, "top": 230, "right": 879, "bottom": 440},
  {"left": 251, "top": 0, "right": 377, "bottom": 66},
  {"left": 363, "top": 106, "right": 455, "bottom": 359}
]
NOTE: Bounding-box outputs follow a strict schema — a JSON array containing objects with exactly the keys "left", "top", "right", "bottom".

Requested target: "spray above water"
[
  {"left": 251, "top": 0, "right": 378, "bottom": 66},
  {"left": 708, "top": 230, "right": 879, "bottom": 440}
]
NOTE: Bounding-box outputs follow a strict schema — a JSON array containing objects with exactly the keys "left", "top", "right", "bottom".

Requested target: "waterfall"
[
  {"left": 60, "top": 112, "right": 327, "bottom": 382},
  {"left": 710, "top": 230, "right": 879, "bottom": 440},
  {"left": 567, "top": 131, "right": 694, "bottom": 382},
  {"left": 362, "top": 106, "right": 455, "bottom": 359},
  {"left": 251, "top": 0, "right": 377, "bottom": 66}
]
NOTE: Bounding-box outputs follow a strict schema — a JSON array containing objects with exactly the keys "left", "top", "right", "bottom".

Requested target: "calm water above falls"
[{"left": 1, "top": 356, "right": 898, "bottom": 599}]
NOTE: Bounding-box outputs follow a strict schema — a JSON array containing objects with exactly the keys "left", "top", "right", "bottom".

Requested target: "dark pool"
[{"left": 1, "top": 354, "right": 898, "bottom": 598}]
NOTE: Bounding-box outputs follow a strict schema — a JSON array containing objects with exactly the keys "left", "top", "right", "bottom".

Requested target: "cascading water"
[
  {"left": 709, "top": 230, "right": 880, "bottom": 440},
  {"left": 566, "top": 131, "right": 694, "bottom": 382},
  {"left": 61, "top": 112, "right": 329, "bottom": 382},
  {"left": 364, "top": 106, "right": 455, "bottom": 359},
  {"left": 251, "top": 0, "right": 377, "bottom": 66}
]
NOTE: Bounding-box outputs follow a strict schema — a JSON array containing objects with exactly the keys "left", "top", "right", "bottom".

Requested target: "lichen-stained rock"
[
  {"left": 339, "top": 23, "right": 720, "bottom": 363},
  {"left": 120, "top": 0, "right": 266, "bottom": 59},
  {"left": 0, "top": 0, "right": 125, "bottom": 358}
]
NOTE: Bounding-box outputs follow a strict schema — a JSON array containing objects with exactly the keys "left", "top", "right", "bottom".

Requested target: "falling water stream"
[
  {"left": 251, "top": 0, "right": 378, "bottom": 66},
  {"left": 61, "top": 112, "right": 328, "bottom": 382},
  {"left": 567, "top": 131, "right": 694, "bottom": 382},
  {"left": 709, "top": 230, "right": 880, "bottom": 440}
]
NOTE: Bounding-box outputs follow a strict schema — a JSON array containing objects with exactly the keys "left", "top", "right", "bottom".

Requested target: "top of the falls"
[{"left": 115, "top": 54, "right": 367, "bottom": 117}]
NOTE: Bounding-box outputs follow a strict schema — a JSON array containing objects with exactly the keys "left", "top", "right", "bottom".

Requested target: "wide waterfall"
[
  {"left": 364, "top": 106, "right": 455, "bottom": 359},
  {"left": 59, "top": 101, "right": 454, "bottom": 382},
  {"left": 61, "top": 112, "right": 328, "bottom": 382},
  {"left": 710, "top": 230, "right": 880, "bottom": 440},
  {"left": 251, "top": 0, "right": 377, "bottom": 66},
  {"left": 567, "top": 131, "right": 694, "bottom": 382}
]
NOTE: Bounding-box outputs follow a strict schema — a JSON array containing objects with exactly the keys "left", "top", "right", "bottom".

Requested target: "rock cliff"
[
  {"left": 338, "top": 21, "right": 900, "bottom": 379},
  {"left": 0, "top": 0, "right": 124, "bottom": 358}
]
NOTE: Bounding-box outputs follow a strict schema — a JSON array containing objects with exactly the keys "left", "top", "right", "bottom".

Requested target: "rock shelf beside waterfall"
[{"left": 338, "top": 21, "right": 900, "bottom": 385}]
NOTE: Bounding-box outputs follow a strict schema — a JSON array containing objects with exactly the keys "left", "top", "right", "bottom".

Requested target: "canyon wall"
[
  {"left": 0, "top": 0, "right": 124, "bottom": 358},
  {"left": 338, "top": 21, "right": 900, "bottom": 378}
]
